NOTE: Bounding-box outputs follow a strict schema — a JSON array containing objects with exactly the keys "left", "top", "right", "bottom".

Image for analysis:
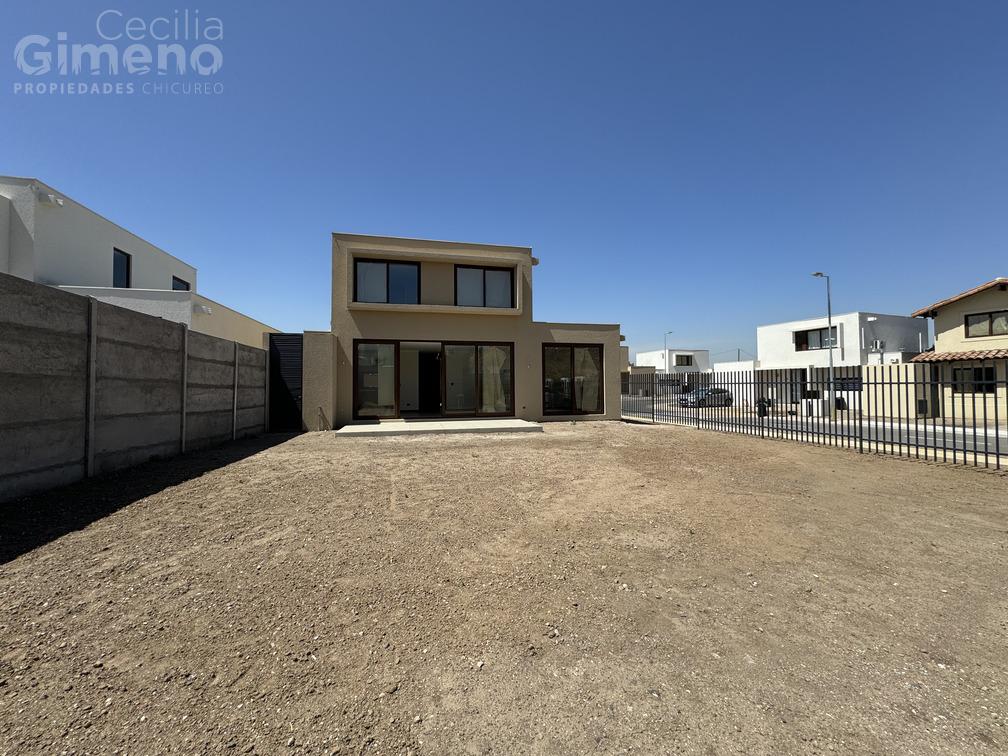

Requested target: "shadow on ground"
[{"left": 0, "top": 433, "right": 297, "bottom": 565}]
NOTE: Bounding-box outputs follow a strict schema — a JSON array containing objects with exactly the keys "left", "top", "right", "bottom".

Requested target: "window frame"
[
  {"left": 542, "top": 343, "right": 605, "bottom": 416},
  {"left": 352, "top": 339, "right": 400, "bottom": 420},
  {"left": 352, "top": 259, "right": 421, "bottom": 305},
  {"left": 794, "top": 326, "right": 837, "bottom": 352},
  {"left": 442, "top": 340, "right": 516, "bottom": 417},
  {"left": 171, "top": 276, "right": 191, "bottom": 292},
  {"left": 951, "top": 365, "right": 997, "bottom": 394},
  {"left": 453, "top": 264, "right": 515, "bottom": 309},
  {"left": 674, "top": 354, "right": 694, "bottom": 367},
  {"left": 964, "top": 310, "right": 1008, "bottom": 339},
  {"left": 112, "top": 248, "right": 132, "bottom": 289}
]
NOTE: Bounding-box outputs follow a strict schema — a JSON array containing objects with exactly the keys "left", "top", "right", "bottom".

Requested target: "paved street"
[{"left": 622, "top": 396, "right": 1008, "bottom": 462}]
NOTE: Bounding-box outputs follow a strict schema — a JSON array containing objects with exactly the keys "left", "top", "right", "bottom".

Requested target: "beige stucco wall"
[
  {"left": 302, "top": 331, "right": 336, "bottom": 430},
  {"left": 191, "top": 294, "right": 277, "bottom": 349},
  {"left": 932, "top": 286, "right": 1008, "bottom": 353},
  {"left": 329, "top": 234, "right": 621, "bottom": 426}
]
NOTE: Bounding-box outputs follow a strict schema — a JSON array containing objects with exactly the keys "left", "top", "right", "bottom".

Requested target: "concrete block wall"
[{"left": 0, "top": 273, "right": 268, "bottom": 502}]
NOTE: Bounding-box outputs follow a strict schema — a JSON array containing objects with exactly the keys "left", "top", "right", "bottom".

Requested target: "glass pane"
[
  {"left": 479, "top": 345, "right": 513, "bottom": 414},
  {"left": 543, "top": 346, "right": 572, "bottom": 413},
  {"left": 444, "top": 345, "right": 477, "bottom": 412},
  {"left": 966, "top": 314, "right": 989, "bottom": 337},
  {"left": 456, "top": 267, "right": 483, "bottom": 306},
  {"left": 356, "top": 261, "right": 387, "bottom": 303},
  {"left": 807, "top": 329, "right": 821, "bottom": 350},
  {"left": 573, "top": 346, "right": 603, "bottom": 413},
  {"left": 484, "top": 269, "right": 512, "bottom": 308},
  {"left": 356, "top": 343, "right": 396, "bottom": 417},
  {"left": 387, "top": 263, "right": 418, "bottom": 304},
  {"left": 826, "top": 326, "right": 837, "bottom": 347},
  {"left": 992, "top": 311, "right": 1008, "bottom": 336}
]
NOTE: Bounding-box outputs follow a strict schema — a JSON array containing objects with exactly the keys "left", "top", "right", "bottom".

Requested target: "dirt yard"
[{"left": 1, "top": 422, "right": 1005, "bottom": 754}]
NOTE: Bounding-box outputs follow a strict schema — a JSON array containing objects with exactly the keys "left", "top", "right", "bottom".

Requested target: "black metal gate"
[{"left": 268, "top": 334, "right": 303, "bottom": 431}]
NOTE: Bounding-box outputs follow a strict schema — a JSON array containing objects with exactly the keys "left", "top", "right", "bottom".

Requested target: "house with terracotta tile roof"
[{"left": 911, "top": 277, "right": 1007, "bottom": 420}]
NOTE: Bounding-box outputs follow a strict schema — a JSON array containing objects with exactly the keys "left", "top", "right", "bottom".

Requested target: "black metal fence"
[{"left": 621, "top": 360, "right": 1008, "bottom": 471}]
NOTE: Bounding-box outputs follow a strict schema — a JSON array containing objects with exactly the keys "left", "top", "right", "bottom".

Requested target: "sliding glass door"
[
  {"left": 354, "top": 341, "right": 397, "bottom": 418},
  {"left": 444, "top": 342, "right": 514, "bottom": 416},
  {"left": 543, "top": 344, "right": 604, "bottom": 415},
  {"left": 444, "top": 344, "right": 478, "bottom": 413},
  {"left": 355, "top": 340, "right": 514, "bottom": 419},
  {"left": 479, "top": 344, "right": 513, "bottom": 414}
]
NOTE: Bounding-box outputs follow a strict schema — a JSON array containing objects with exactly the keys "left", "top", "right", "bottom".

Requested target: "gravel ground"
[{"left": 1, "top": 421, "right": 1006, "bottom": 755}]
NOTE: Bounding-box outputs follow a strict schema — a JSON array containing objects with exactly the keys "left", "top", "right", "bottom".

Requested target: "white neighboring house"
[
  {"left": 0, "top": 176, "right": 275, "bottom": 348},
  {"left": 634, "top": 348, "right": 711, "bottom": 374},
  {"left": 755, "top": 311, "right": 927, "bottom": 370}
]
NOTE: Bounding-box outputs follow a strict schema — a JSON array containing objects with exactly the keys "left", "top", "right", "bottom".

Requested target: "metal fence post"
[{"left": 651, "top": 373, "right": 656, "bottom": 423}]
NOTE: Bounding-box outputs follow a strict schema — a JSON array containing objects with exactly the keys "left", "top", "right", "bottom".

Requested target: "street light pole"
[{"left": 812, "top": 272, "right": 835, "bottom": 420}]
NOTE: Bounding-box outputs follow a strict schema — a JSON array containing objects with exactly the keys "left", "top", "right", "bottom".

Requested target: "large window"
[
  {"left": 172, "top": 276, "right": 191, "bottom": 291},
  {"left": 113, "top": 248, "right": 131, "bottom": 288},
  {"left": 454, "top": 265, "right": 514, "bottom": 308},
  {"left": 354, "top": 260, "right": 419, "bottom": 304},
  {"left": 674, "top": 354, "right": 693, "bottom": 367},
  {"left": 444, "top": 343, "right": 514, "bottom": 415},
  {"left": 965, "top": 311, "right": 1008, "bottom": 338},
  {"left": 444, "top": 344, "right": 478, "bottom": 413},
  {"left": 355, "top": 342, "right": 397, "bottom": 417},
  {"left": 952, "top": 366, "right": 996, "bottom": 394},
  {"left": 543, "top": 344, "right": 604, "bottom": 415},
  {"left": 479, "top": 344, "right": 513, "bottom": 414},
  {"left": 795, "top": 326, "right": 837, "bottom": 351}
]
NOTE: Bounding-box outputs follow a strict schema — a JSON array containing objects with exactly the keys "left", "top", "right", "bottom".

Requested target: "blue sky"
[{"left": 4, "top": 1, "right": 1006, "bottom": 358}]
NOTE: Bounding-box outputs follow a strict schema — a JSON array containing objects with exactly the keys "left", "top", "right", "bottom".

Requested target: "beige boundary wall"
[{"left": 0, "top": 272, "right": 267, "bottom": 502}]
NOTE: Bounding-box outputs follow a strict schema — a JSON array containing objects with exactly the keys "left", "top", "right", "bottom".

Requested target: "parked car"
[{"left": 678, "top": 387, "right": 733, "bottom": 407}]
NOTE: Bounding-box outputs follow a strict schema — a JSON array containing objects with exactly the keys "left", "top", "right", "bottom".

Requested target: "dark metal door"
[{"left": 269, "top": 334, "right": 303, "bottom": 431}]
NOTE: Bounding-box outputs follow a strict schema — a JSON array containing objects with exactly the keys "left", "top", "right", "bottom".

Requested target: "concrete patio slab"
[{"left": 333, "top": 418, "right": 544, "bottom": 437}]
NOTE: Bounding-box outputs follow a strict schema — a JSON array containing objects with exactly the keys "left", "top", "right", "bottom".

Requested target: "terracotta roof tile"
[
  {"left": 911, "top": 277, "right": 1008, "bottom": 318},
  {"left": 911, "top": 349, "right": 1008, "bottom": 363}
]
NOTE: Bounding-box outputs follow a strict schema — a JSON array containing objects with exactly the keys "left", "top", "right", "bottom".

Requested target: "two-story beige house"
[
  {"left": 911, "top": 277, "right": 1007, "bottom": 420},
  {"left": 300, "top": 233, "right": 622, "bottom": 428}
]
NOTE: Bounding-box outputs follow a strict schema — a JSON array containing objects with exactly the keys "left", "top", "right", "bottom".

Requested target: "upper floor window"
[
  {"left": 965, "top": 310, "right": 1008, "bottom": 338},
  {"left": 795, "top": 326, "right": 837, "bottom": 351},
  {"left": 674, "top": 354, "right": 693, "bottom": 367},
  {"left": 455, "top": 265, "right": 514, "bottom": 308},
  {"left": 113, "top": 248, "right": 131, "bottom": 288},
  {"left": 172, "top": 276, "right": 191, "bottom": 291},
  {"left": 354, "top": 260, "right": 419, "bottom": 304}
]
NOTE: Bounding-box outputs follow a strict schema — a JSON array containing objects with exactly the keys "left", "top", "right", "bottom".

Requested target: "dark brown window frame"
[
  {"left": 353, "top": 259, "right": 421, "bottom": 305},
  {"left": 964, "top": 310, "right": 1008, "bottom": 339},
  {"left": 112, "top": 248, "right": 132, "bottom": 288},
  {"left": 171, "top": 275, "right": 191, "bottom": 291},
  {"left": 453, "top": 265, "right": 515, "bottom": 308},
  {"left": 542, "top": 343, "right": 605, "bottom": 416},
  {"left": 441, "top": 340, "right": 516, "bottom": 417},
  {"left": 794, "top": 326, "right": 837, "bottom": 352},
  {"left": 352, "top": 339, "right": 400, "bottom": 420},
  {"left": 352, "top": 339, "right": 516, "bottom": 420}
]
